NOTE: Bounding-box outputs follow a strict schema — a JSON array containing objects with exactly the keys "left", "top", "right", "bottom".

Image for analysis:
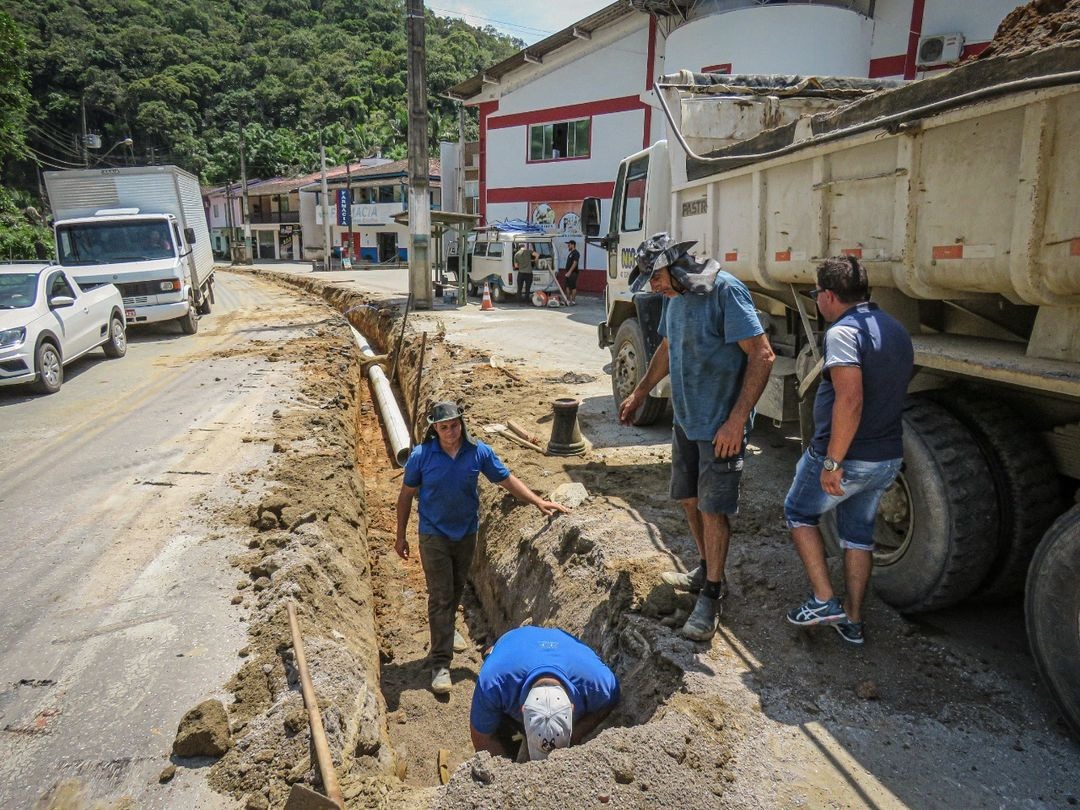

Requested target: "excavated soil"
[
  {"left": 980, "top": 0, "right": 1080, "bottom": 58},
  {"left": 187, "top": 271, "right": 1078, "bottom": 810}
]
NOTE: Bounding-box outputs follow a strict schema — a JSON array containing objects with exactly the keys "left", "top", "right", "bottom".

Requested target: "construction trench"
[
  {"left": 186, "top": 272, "right": 1079, "bottom": 810},
  {"left": 192, "top": 272, "right": 743, "bottom": 810}
]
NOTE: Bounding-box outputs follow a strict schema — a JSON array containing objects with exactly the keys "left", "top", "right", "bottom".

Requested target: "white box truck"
[
  {"left": 44, "top": 166, "right": 215, "bottom": 334},
  {"left": 586, "top": 45, "right": 1080, "bottom": 735}
]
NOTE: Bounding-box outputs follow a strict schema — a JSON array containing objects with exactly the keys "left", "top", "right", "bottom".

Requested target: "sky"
[{"left": 427, "top": 1, "right": 616, "bottom": 45}]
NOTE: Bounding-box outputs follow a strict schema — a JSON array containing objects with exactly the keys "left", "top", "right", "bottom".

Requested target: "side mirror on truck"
[
  {"left": 184, "top": 227, "right": 196, "bottom": 244},
  {"left": 581, "top": 197, "right": 601, "bottom": 238}
]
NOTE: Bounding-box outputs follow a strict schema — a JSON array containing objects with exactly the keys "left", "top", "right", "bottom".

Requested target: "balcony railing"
[{"left": 248, "top": 211, "right": 300, "bottom": 224}]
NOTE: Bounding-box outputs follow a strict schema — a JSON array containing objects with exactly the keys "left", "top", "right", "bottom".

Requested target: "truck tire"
[
  {"left": 33, "top": 341, "right": 63, "bottom": 394},
  {"left": 611, "top": 318, "right": 666, "bottom": 426},
  {"left": 851, "top": 397, "right": 999, "bottom": 613},
  {"left": 178, "top": 297, "right": 199, "bottom": 335},
  {"left": 1026, "top": 504, "right": 1080, "bottom": 737},
  {"left": 929, "top": 389, "right": 1061, "bottom": 599},
  {"left": 197, "top": 292, "right": 212, "bottom": 316},
  {"left": 102, "top": 314, "right": 127, "bottom": 358}
]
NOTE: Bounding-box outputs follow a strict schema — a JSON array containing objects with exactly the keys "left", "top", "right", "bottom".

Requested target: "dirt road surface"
[{"left": 0, "top": 271, "right": 335, "bottom": 808}]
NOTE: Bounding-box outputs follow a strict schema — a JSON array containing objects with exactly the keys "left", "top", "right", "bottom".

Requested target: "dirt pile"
[{"left": 980, "top": 0, "right": 1080, "bottom": 58}]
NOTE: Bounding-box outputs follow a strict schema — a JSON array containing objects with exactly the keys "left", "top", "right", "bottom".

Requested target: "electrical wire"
[
  {"left": 24, "top": 145, "right": 88, "bottom": 170},
  {"left": 428, "top": 5, "right": 554, "bottom": 38}
]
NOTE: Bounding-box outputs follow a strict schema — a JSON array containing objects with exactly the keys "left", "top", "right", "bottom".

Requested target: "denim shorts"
[
  {"left": 669, "top": 423, "right": 744, "bottom": 515},
  {"left": 783, "top": 448, "right": 902, "bottom": 551}
]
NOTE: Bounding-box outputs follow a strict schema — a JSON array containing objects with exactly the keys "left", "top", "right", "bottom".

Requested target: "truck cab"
[{"left": 54, "top": 211, "right": 199, "bottom": 331}]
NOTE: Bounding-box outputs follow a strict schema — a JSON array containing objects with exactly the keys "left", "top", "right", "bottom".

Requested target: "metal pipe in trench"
[{"left": 349, "top": 325, "right": 412, "bottom": 466}]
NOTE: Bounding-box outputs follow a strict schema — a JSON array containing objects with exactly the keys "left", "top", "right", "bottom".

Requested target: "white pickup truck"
[{"left": 0, "top": 263, "right": 127, "bottom": 394}]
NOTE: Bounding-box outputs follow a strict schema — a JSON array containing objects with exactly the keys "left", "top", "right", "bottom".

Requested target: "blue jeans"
[{"left": 783, "top": 448, "right": 901, "bottom": 551}]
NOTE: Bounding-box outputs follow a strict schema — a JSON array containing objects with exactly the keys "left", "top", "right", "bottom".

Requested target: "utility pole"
[
  {"left": 320, "top": 142, "right": 332, "bottom": 271},
  {"left": 80, "top": 100, "right": 88, "bottom": 167},
  {"left": 406, "top": 0, "right": 432, "bottom": 308},
  {"left": 239, "top": 131, "right": 252, "bottom": 263},
  {"left": 225, "top": 180, "right": 235, "bottom": 262}
]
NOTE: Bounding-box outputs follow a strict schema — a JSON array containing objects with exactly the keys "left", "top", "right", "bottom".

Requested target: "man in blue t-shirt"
[
  {"left": 619, "top": 235, "right": 775, "bottom": 642},
  {"left": 470, "top": 626, "right": 620, "bottom": 761},
  {"left": 783, "top": 256, "right": 913, "bottom": 645},
  {"left": 396, "top": 402, "right": 569, "bottom": 695}
]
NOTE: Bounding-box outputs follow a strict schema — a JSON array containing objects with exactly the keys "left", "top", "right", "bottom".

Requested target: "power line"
[{"left": 428, "top": 6, "right": 554, "bottom": 38}]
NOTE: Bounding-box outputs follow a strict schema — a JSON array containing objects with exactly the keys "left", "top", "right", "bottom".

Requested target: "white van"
[{"left": 466, "top": 223, "right": 555, "bottom": 303}]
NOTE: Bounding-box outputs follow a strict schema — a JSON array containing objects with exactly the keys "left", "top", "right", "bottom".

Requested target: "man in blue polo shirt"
[
  {"left": 784, "top": 256, "right": 913, "bottom": 645},
  {"left": 470, "top": 626, "right": 620, "bottom": 761},
  {"left": 396, "top": 402, "right": 568, "bottom": 694}
]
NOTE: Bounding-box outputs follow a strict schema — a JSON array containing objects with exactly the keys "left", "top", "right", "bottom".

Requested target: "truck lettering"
[{"left": 681, "top": 199, "right": 707, "bottom": 217}]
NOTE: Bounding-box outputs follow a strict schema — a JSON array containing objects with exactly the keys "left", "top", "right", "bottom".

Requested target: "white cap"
[{"left": 522, "top": 682, "right": 573, "bottom": 760}]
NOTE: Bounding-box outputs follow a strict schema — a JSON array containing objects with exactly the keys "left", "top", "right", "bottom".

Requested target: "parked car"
[{"left": 0, "top": 263, "right": 127, "bottom": 394}]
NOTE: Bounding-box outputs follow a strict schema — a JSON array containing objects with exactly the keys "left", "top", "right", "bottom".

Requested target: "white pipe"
[{"left": 349, "top": 325, "right": 412, "bottom": 467}]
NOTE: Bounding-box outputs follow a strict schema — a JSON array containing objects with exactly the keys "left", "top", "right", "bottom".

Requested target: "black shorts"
[
  {"left": 669, "top": 423, "right": 744, "bottom": 515},
  {"left": 563, "top": 273, "right": 578, "bottom": 290}
]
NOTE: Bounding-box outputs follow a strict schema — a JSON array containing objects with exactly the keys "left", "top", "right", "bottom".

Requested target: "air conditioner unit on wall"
[{"left": 917, "top": 33, "right": 965, "bottom": 67}]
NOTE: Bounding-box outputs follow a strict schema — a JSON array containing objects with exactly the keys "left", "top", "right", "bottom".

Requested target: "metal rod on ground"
[
  {"left": 410, "top": 331, "right": 427, "bottom": 445},
  {"left": 287, "top": 602, "right": 345, "bottom": 810},
  {"left": 389, "top": 292, "right": 413, "bottom": 385},
  {"left": 350, "top": 326, "right": 412, "bottom": 466}
]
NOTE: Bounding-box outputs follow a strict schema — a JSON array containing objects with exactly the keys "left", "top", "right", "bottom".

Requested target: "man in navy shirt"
[
  {"left": 470, "top": 626, "right": 619, "bottom": 761},
  {"left": 619, "top": 235, "right": 775, "bottom": 642},
  {"left": 396, "top": 402, "right": 568, "bottom": 694},
  {"left": 784, "top": 256, "right": 913, "bottom": 645}
]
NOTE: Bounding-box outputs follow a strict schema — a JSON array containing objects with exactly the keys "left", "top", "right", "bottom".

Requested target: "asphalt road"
[{"left": 0, "top": 271, "right": 316, "bottom": 808}]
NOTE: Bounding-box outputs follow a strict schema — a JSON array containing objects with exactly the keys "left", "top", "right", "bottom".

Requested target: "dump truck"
[
  {"left": 585, "top": 44, "right": 1080, "bottom": 735},
  {"left": 44, "top": 166, "right": 215, "bottom": 334}
]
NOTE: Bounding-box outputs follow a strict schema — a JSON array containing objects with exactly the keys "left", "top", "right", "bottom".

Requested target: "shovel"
[{"left": 482, "top": 423, "right": 544, "bottom": 453}]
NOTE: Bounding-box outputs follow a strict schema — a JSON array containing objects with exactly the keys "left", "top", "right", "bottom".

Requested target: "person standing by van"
[
  {"left": 514, "top": 243, "right": 537, "bottom": 301},
  {"left": 563, "top": 240, "right": 581, "bottom": 305}
]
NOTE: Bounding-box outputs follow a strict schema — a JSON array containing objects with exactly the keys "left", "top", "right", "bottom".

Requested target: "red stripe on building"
[
  {"left": 487, "top": 96, "right": 644, "bottom": 130},
  {"left": 487, "top": 181, "right": 615, "bottom": 204},
  {"left": 868, "top": 54, "right": 907, "bottom": 78},
  {"left": 904, "top": 0, "right": 927, "bottom": 80},
  {"left": 643, "top": 15, "right": 657, "bottom": 150},
  {"left": 477, "top": 100, "right": 498, "bottom": 223},
  {"left": 871, "top": 41, "right": 991, "bottom": 78}
]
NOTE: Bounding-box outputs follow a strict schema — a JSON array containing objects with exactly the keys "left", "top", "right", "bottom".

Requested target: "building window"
[{"left": 529, "top": 119, "right": 590, "bottom": 162}]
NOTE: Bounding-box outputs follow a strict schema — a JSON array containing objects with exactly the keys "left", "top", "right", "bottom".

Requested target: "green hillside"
[{"left": 0, "top": 1, "right": 518, "bottom": 256}]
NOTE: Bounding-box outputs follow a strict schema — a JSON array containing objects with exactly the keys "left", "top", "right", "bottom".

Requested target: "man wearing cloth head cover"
[
  {"left": 396, "top": 402, "right": 569, "bottom": 695},
  {"left": 619, "top": 234, "right": 775, "bottom": 642},
  {"left": 784, "top": 257, "right": 913, "bottom": 645},
  {"left": 470, "top": 626, "right": 619, "bottom": 761}
]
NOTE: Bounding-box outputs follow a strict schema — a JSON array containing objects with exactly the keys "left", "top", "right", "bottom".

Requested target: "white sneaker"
[
  {"left": 431, "top": 667, "right": 452, "bottom": 694},
  {"left": 453, "top": 630, "right": 467, "bottom": 653}
]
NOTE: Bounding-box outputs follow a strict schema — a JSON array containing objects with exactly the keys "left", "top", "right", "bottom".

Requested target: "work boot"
[
  {"left": 453, "top": 630, "right": 467, "bottom": 653},
  {"left": 680, "top": 593, "right": 722, "bottom": 641},
  {"left": 431, "top": 667, "right": 452, "bottom": 695}
]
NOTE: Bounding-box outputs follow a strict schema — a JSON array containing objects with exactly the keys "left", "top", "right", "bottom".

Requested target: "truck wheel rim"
[
  {"left": 613, "top": 343, "right": 638, "bottom": 400},
  {"left": 874, "top": 475, "right": 913, "bottom": 565},
  {"left": 42, "top": 350, "right": 60, "bottom": 385},
  {"left": 112, "top": 319, "right": 126, "bottom": 351}
]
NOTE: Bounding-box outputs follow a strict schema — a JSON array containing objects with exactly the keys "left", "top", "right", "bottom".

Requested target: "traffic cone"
[{"left": 481, "top": 282, "right": 495, "bottom": 311}]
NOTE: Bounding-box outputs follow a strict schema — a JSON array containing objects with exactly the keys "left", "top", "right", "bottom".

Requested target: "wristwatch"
[{"left": 823, "top": 456, "right": 841, "bottom": 472}]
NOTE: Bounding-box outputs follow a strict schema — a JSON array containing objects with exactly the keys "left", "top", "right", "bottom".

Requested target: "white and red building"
[{"left": 449, "top": 0, "right": 1025, "bottom": 293}]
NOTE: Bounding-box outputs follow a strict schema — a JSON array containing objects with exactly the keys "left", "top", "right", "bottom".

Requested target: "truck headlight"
[
  {"left": 0, "top": 327, "right": 26, "bottom": 349},
  {"left": 160, "top": 280, "right": 182, "bottom": 291}
]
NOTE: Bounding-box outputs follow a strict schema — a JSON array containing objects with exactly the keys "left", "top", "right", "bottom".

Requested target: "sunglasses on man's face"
[{"left": 807, "top": 287, "right": 828, "bottom": 301}]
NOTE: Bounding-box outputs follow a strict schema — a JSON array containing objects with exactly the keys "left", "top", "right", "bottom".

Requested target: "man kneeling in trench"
[
  {"left": 396, "top": 402, "right": 569, "bottom": 695},
  {"left": 470, "top": 626, "right": 620, "bottom": 761}
]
